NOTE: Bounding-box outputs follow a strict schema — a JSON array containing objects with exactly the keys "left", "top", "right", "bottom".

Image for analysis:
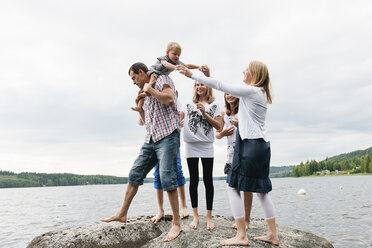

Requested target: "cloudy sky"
[{"left": 1, "top": 0, "right": 372, "bottom": 177}]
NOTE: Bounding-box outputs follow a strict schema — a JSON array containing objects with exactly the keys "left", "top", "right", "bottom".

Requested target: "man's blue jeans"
[{"left": 128, "top": 130, "right": 180, "bottom": 191}]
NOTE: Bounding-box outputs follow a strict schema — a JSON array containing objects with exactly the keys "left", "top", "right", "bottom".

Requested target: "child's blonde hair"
[
  {"left": 248, "top": 61, "right": 273, "bottom": 104},
  {"left": 193, "top": 82, "right": 215, "bottom": 104},
  {"left": 167, "top": 42, "right": 182, "bottom": 53}
]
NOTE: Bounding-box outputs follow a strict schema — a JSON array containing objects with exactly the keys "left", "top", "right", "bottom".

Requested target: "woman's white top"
[
  {"left": 224, "top": 113, "right": 237, "bottom": 164},
  {"left": 182, "top": 101, "right": 221, "bottom": 158},
  {"left": 191, "top": 74, "right": 269, "bottom": 142}
]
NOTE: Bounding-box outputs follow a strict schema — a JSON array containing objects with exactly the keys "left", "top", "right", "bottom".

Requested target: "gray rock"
[{"left": 27, "top": 215, "right": 333, "bottom": 248}]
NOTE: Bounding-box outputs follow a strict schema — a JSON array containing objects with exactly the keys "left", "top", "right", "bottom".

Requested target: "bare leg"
[
  {"left": 220, "top": 217, "right": 249, "bottom": 246},
  {"left": 100, "top": 184, "right": 138, "bottom": 222},
  {"left": 177, "top": 185, "right": 189, "bottom": 219},
  {"left": 243, "top": 191, "right": 253, "bottom": 227},
  {"left": 189, "top": 208, "right": 199, "bottom": 229},
  {"left": 151, "top": 188, "right": 165, "bottom": 224},
  {"left": 254, "top": 217, "right": 280, "bottom": 246},
  {"left": 164, "top": 189, "right": 182, "bottom": 242},
  {"left": 206, "top": 210, "right": 215, "bottom": 230}
]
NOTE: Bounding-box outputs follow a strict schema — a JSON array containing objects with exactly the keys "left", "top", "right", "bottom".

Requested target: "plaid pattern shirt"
[{"left": 143, "top": 75, "right": 181, "bottom": 143}]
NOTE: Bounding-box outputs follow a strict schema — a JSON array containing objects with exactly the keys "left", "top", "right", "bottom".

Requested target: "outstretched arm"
[
  {"left": 185, "top": 64, "right": 200, "bottom": 70},
  {"left": 176, "top": 65, "right": 252, "bottom": 98},
  {"left": 160, "top": 60, "right": 176, "bottom": 70}
]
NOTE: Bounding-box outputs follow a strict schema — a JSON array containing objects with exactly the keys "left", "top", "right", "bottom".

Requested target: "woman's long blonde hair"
[
  {"left": 248, "top": 61, "right": 273, "bottom": 104},
  {"left": 193, "top": 81, "right": 215, "bottom": 104}
]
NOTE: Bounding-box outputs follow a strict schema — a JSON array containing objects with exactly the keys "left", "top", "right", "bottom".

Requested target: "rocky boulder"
[{"left": 27, "top": 215, "right": 334, "bottom": 248}]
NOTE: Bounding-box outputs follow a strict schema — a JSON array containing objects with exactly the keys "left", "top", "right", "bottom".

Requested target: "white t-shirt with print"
[{"left": 182, "top": 101, "right": 221, "bottom": 157}]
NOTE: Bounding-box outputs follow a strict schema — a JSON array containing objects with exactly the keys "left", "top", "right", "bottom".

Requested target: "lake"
[{"left": 0, "top": 175, "right": 371, "bottom": 247}]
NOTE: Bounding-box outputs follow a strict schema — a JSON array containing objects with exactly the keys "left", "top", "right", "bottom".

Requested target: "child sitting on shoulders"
[{"left": 132, "top": 42, "right": 200, "bottom": 112}]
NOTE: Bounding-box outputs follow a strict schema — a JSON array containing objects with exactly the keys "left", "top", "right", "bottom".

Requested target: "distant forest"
[
  {"left": 0, "top": 171, "right": 128, "bottom": 188},
  {"left": 293, "top": 147, "right": 372, "bottom": 177},
  {"left": 1, "top": 147, "right": 371, "bottom": 188}
]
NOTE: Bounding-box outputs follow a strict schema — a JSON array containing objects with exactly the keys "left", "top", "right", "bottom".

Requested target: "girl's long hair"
[{"left": 224, "top": 93, "right": 239, "bottom": 116}]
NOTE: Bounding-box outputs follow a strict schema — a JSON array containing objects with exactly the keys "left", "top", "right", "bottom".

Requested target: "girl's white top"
[
  {"left": 182, "top": 101, "right": 221, "bottom": 158},
  {"left": 192, "top": 74, "right": 269, "bottom": 142},
  {"left": 224, "top": 113, "right": 237, "bottom": 164},
  {"left": 182, "top": 101, "right": 221, "bottom": 143}
]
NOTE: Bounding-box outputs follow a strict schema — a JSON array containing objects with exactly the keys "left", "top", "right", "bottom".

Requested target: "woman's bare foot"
[
  {"left": 151, "top": 212, "right": 164, "bottom": 224},
  {"left": 189, "top": 216, "right": 199, "bottom": 229},
  {"left": 164, "top": 224, "right": 182, "bottom": 242},
  {"left": 100, "top": 213, "right": 127, "bottom": 223},
  {"left": 220, "top": 236, "right": 249, "bottom": 246},
  {"left": 254, "top": 235, "right": 280, "bottom": 246},
  {"left": 180, "top": 207, "right": 189, "bottom": 219},
  {"left": 232, "top": 221, "right": 249, "bottom": 230},
  {"left": 206, "top": 217, "right": 215, "bottom": 230}
]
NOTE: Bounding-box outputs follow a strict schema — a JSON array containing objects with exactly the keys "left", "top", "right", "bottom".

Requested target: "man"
[{"left": 100, "top": 62, "right": 182, "bottom": 242}]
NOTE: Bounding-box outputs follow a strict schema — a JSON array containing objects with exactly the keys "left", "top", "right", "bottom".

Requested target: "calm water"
[{"left": 0, "top": 175, "right": 371, "bottom": 248}]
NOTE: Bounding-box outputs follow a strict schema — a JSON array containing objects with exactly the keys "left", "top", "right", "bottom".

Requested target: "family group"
[{"left": 100, "top": 42, "right": 279, "bottom": 246}]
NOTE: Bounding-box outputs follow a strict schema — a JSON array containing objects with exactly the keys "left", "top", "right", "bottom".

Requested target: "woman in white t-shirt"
[{"left": 181, "top": 75, "right": 223, "bottom": 231}]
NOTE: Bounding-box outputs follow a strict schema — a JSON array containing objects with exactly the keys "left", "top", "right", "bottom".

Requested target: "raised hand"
[
  {"left": 196, "top": 103, "right": 206, "bottom": 115},
  {"left": 199, "top": 65, "right": 210, "bottom": 77},
  {"left": 231, "top": 118, "right": 239, "bottom": 127},
  {"left": 176, "top": 65, "right": 193, "bottom": 78}
]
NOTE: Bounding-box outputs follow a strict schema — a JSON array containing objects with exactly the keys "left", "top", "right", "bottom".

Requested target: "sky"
[{"left": 1, "top": 0, "right": 372, "bottom": 177}]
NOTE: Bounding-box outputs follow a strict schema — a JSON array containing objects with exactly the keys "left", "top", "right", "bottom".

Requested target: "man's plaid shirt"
[{"left": 143, "top": 75, "right": 181, "bottom": 143}]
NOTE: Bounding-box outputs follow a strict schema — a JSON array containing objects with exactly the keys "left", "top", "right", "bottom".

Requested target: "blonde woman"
[
  {"left": 177, "top": 62, "right": 279, "bottom": 246},
  {"left": 181, "top": 69, "right": 223, "bottom": 231}
]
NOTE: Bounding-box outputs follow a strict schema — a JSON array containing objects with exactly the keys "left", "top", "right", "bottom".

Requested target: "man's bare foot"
[
  {"left": 100, "top": 213, "right": 126, "bottom": 223},
  {"left": 164, "top": 224, "right": 182, "bottom": 242},
  {"left": 189, "top": 216, "right": 199, "bottom": 229},
  {"left": 232, "top": 221, "right": 249, "bottom": 230},
  {"left": 180, "top": 207, "right": 189, "bottom": 219},
  {"left": 254, "top": 235, "right": 280, "bottom": 246},
  {"left": 220, "top": 236, "right": 249, "bottom": 246},
  {"left": 151, "top": 212, "right": 164, "bottom": 224},
  {"left": 206, "top": 217, "right": 215, "bottom": 230}
]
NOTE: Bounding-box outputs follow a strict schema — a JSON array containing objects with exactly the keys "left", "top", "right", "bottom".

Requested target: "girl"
[
  {"left": 216, "top": 93, "right": 253, "bottom": 231},
  {"left": 178, "top": 61, "right": 279, "bottom": 246},
  {"left": 181, "top": 73, "right": 223, "bottom": 231}
]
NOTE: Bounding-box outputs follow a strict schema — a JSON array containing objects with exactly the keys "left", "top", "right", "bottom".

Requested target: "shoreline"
[
  {"left": 2, "top": 173, "right": 372, "bottom": 189},
  {"left": 296, "top": 172, "right": 372, "bottom": 178}
]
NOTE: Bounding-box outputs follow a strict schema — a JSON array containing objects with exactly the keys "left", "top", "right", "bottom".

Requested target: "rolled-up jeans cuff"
[{"left": 128, "top": 180, "right": 143, "bottom": 186}]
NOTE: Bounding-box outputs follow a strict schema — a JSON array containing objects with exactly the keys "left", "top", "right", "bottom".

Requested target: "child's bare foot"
[
  {"left": 180, "top": 207, "right": 189, "bottom": 219},
  {"left": 164, "top": 224, "right": 182, "bottom": 242},
  {"left": 131, "top": 106, "right": 142, "bottom": 112},
  {"left": 151, "top": 212, "right": 164, "bottom": 224},
  {"left": 206, "top": 217, "right": 215, "bottom": 230},
  {"left": 220, "top": 236, "right": 249, "bottom": 246},
  {"left": 100, "top": 213, "right": 126, "bottom": 223},
  {"left": 254, "top": 235, "right": 280, "bottom": 246},
  {"left": 189, "top": 216, "right": 199, "bottom": 229},
  {"left": 232, "top": 221, "right": 249, "bottom": 230}
]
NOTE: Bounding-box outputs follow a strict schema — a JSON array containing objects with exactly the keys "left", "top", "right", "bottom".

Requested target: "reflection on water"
[{"left": 0, "top": 175, "right": 371, "bottom": 248}]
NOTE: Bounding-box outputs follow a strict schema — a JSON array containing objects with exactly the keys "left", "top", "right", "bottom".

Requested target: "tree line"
[
  {"left": 293, "top": 153, "right": 372, "bottom": 177},
  {"left": 0, "top": 171, "right": 128, "bottom": 188}
]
